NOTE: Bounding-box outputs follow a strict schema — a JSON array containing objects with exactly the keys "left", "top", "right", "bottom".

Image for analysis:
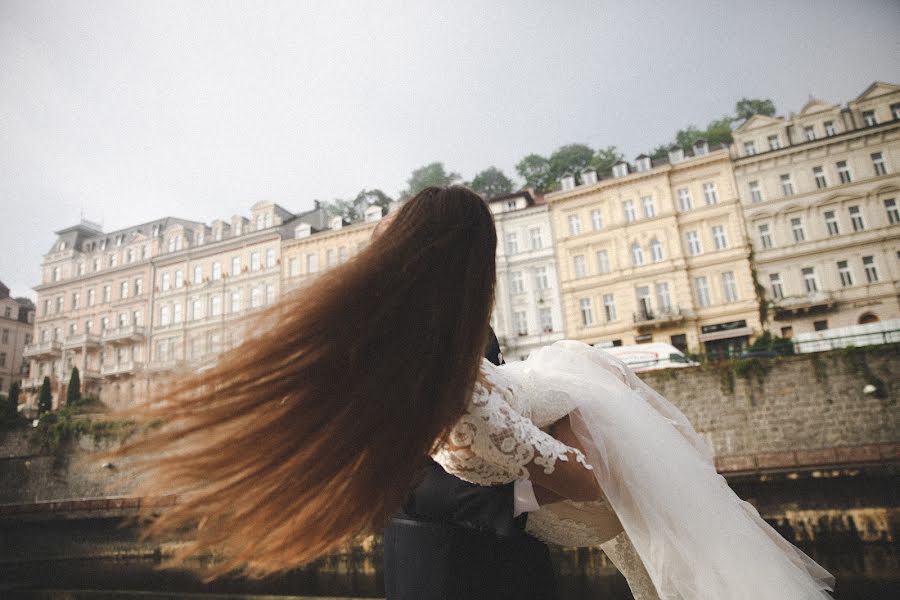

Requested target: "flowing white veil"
[{"left": 509, "top": 341, "right": 835, "bottom": 600}]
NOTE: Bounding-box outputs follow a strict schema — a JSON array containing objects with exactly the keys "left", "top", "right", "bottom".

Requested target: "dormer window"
[
  {"left": 100, "top": 239, "right": 107, "bottom": 250},
  {"left": 668, "top": 147, "right": 684, "bottom": 163},
  {"left": 635, "top": 156, "right": 651, "bottom": 172},
  {"left": 581, "top": 169, "right": 598, "bottom": 186},
  {"left": 743, "top": 142, "right": 756, "bottom": 156},
  {"left": 862, "top": 110, "right": 876, "bottom": 127},
  {"left": 693, "top": 140, "right": 708, "bottom": 156},
  {"left": 59, "top": 241, "right": 67, "bottom": 251},
  {"left": 612, "top": 162, "right": 628, "bottom": 178},
  {"left": 256, "top": 214, "right": 265, "bottom": 230},
  {"left": 295, "top": 223, "right": 312, "bottom": 239},
  {"left": 824, "top": 121, "right": 836, "bottom": 136},
  {"left": 506, "top": 199, "right": 517, "bottom": 210},
  {"left": 804, "top": 126, "right": 816, "bottom": 141},
  {"left": 560, "top": 175, "right": 576, "bottom": 191},
  {"left": 767, "top": 135, "right": 781, "bottom": 150},
  {"left": 330, "top": 216, "right": 344, "bottom": 230},
  {"left": 264, "top": 213, "right": 273, "bottom": 228},
  {"left": 364, "top": 205, "right": 383, "bottom": 222}
]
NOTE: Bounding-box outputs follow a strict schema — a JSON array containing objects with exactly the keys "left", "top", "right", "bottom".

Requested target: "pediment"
[
  {"left": 797, "top": 98, "right": 838, "bottom": 116},
  {"left": 734, "top": 114, "right": 783, "bottom": 133},
  {"left": 854, "top": 81, "right": 900, "bottom": 102}
]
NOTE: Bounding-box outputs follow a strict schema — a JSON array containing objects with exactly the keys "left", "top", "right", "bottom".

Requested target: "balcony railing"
[
  {"left": 146, "top": 359, "right": 179, "bottom": 373},
  {"left": 100, "top": 361, "right": 144, "bottom": 377},
  {"left": 102, "top": 325, "right": 146, "bottom": 344},
  {"left": 773, "top": 292, "right": 837, "bottom": 320},
  {"left": 634, "top": 307, "right": 688, "bottom": 327},
  {"left": 23, "top": 341, "right": 62, "bottom": 358},
  {"left": 62, "top": 334, "right": 102, "bottom": 350}
]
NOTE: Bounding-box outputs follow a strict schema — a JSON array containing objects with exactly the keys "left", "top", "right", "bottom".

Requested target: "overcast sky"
[{"left": 2, "top": 0, "right": 898, "bottom": 298}]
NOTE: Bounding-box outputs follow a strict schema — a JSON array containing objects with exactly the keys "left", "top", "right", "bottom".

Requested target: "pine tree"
[
  {"left": 7, "top": 381, "right": 20, "bottom": 419},
  {"left": 66, "top": 367, "right": 82, "bottom": 407},
  {"left": 38, "top": 376, "right": 53, "bottom": 416}
]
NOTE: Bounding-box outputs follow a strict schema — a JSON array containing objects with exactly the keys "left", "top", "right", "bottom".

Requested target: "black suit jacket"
[{"left": 382, "top": 329, "right": 557, "bottom": 600}]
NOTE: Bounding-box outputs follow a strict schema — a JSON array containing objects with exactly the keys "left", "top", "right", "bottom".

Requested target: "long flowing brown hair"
[{"left": 116, "top": 186, "right": 497, "bottom": 576}]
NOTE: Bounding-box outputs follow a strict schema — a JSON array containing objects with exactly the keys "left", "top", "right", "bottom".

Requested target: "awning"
[{"left": 699, "top": 326, "right": 753, "bottom": 342}]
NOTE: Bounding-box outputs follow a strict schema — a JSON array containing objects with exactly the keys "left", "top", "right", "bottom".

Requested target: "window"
[
  {"left": 600, "top": 294, "right": 615, "bottom": 322},
  {"left": 758, "top": 224, "right": 773, "bottom": 249},
  {"left": 567, "top": 215, "right": 581, "bottom": 236},
  {"left": 134, "top": 278, "right": 143, "bottom": 296},
  {"left": 87, "top": 289, "right": 95, "bottom": 307},
  {"left": 836, "top": 161, "right": 852, "bottom": 184},
  {"left": 509, "top": 271, "right": 524, "bottom": 294},
  {"left": 0, "top": 353, "right": 6, "bottom": 368},
  {"left": 814, "top": 320, "right": 829, "bottom": 332},
  {"left": 694, "top": 276, "right": 710, "bottom": 307},
  {"left": 1, "top": 329, "right": 7, "bottom": 344},
  {"left": 885, "top": 198, "right": 899, "bottom": 224},
  {"left": 514, "top": 311, "right": 528, "bottom": 336},
  {"left": 573, "top": 255, "right": 587, "bottom": 278},
  {"left": 52, "top": 267, "right": 60, "bottom": 282},
  {"left": 824, "top": 211, "right": 840, "bottom": 236},
  {"left": 71, "top": 292, "right": 79, "bottom": 310},
  {"left": 635, "top": 287, "right": 652, "bottom": 319},
  {"left": 193, "top": 266, "right": 203, "bottom": 284},
  {"left": 338, "top": 247, "right": 348, "bottom": 263},
  {"left": 802, "top": 267, "right": 818, "bottom": 293},
  {"left": 212, "top": 262, "right": 222, "bottom": 281},
  {"left": 721, "top": 272, "right": 738, "bottom": 302},
  {"left": 702, "top": 182, "right": 718, "bottom": 205},
  {"left": 539, "top": 307, "right": 553, "bottom": 333},
  {"left": 712, "top": 225, "right": 728, "bottom": 250},
  {"left": 173, "top": 302, "right": 182, "bottom": 323},
  {"left": 119, "top": 280, "right": 128, "bottom": 299},
  {"left": 641, "top": 196, "right": 656, "bottom": 218},
  {"left": 767, "top": 135, "right": 781, "bottom": 150},
  {"left": 231, "top": 256, "right": 241, "bottom": 276},
  {"left": 862, "top": 256, "right": 878, "bottom": 283},
  {"left": 126, "top": 248, "right": 133, "bottom": 263},
  {"left": 506, "top": 232, "right": 519, "bottom": 255},
  {"left": 871, "top": 152, "right": 887, "bottom": 176},
  {"left": 743, "top": 141, "right": 756, "bottom": 156},
  {"left": 55, "top": 296, "right": 63, "bottom": 313},
  {"left": 649, "top": 238, "right": 664, "bottom": 262},
  {"left": 535, "top": 267, "right": 549, "bottom": 290},
  {"left": 506, "top": 199, "right": 517, "bottom": 210},
  {"left": 849, "top": 206, "right": 865, "bottom": 231},
  {"left": 892, "top": 103, "right": 900, "bottom": 120},
  {"left": 862, "top": 110, "right": 876, "bottom": 127},
  {"left": 590, "top": 209, "right": 603, "bottom": 231},
  {"left": 804, "top": 126, "right": 816, "bottom": 141},
  {"left": 92, "top": 258, "right": 99, "bottom": 272},
  {"left": 175, "top": 270, "right": 184, "bottom": 288},
  {"left": 306, "top": 253, "right": 319, "bottom": 274},
  {"left": 837, "top": 261, "right": 853, "bottom": 287},
  {"left": 102, "top": 285, "right": 111, "bottom": 303},
  {"left": 250, "top": 252, "right": 261, "bottom": 272},
  {"left": 791, "top": 217, "right": 806, "bottom": 242},
  {"left": 677, "top": 188, "right": 692, "bottom": 211},
  {"left": 686, "top": 231, "right": 701, "bottom": 256},
  {"left": 266, "top": 248, "right": 276, "bottom": 268},
  {"left": 168, "top": 237, "right": 176, "bottom": 253},
  {"left": 813, "top": 166, "right": 827, "bottom": 188},
  {"left": 289, "top": 257, "right": 300, "bottom": 277},
  {"left": 326, "top": 249, "right": 336, "bottom": 267},
  {"left": 580, "top": 298, "right": 594, "bottom": 326},
  {"left": 77, "top": 262, "right": 84, "bottom": 276},
  {"left": 160, "top": 305, "right": 170, "bottom": 326},
  {"left": 655, "top": 282, "right": 671, "bottom": 312},
  {"left": 529, "top": 227, "right": 544, "bottom": 250},
  {"left": 210, "top": 295, "right": 222, "bottom": 317},
  {"left": 630, "top": 242, "right": 644, "bottom": 266},
  {"left": 161, "top": 272, "right": 171, "bottom": 291},
  {"left": 623, "top": 200, "right": 636, "bottom": 223},
  {"left": 824, "top": 121, "right": 836, "bottom": 136},
  {"left": 749, "top": 181, "right": 763, "bottom": 203},
  {"left": 192, "top": 298, "right": 203, "bottom": 320},
  {"left": 596, "top": 248, "right": 612, "bottom": 274}
]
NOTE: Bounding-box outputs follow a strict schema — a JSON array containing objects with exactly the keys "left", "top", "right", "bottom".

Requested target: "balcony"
[
  {"left": 62, "top": 334, "right": 102, "bottom": 350},
  {"left": 634, "top": 307, "right": 689, "bottom": 329},
  {"left": 21, "top": 377, "right": 46, "bottom": 391},
  {"left": 100, "top": 361, "right": 144, "bottom": 377},
  {"left": 102, "top": 325, "right": 146, "bottom": 345},
  {"left": 147, "top": 359, "right": 181, "bottom": 373},
  {"left": 773, "top": 292, "right": 837, "bottom": 320},
  {"left": 23, "top": 341, "right": 62, "bottom": 359}
]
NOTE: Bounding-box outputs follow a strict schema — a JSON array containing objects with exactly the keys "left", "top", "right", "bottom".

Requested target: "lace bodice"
[{"left": 431, "top": 358, "right": 591, "bottom": 486}]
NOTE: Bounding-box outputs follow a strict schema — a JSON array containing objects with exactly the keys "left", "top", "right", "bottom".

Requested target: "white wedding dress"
[{"left": 433, "top": 340, "right": 835, "bottom": 600}]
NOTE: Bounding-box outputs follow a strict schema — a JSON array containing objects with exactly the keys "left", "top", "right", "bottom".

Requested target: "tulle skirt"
[{"left": 505, "top": 340, "right": 835, "bottom": 600}]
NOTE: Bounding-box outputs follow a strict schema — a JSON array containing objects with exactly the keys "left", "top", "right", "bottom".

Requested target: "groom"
[{"left": 383, "top": 329, "right": 558, "bottom": 600}]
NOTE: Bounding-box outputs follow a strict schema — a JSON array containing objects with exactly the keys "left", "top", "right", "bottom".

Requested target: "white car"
[{"left": 598, "top": 343, "right": 699, "bottom": 372}]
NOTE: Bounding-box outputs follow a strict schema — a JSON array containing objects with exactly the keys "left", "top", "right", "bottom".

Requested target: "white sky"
[{"left": 2, "top": 0, "right": 899, "bottom": 298}]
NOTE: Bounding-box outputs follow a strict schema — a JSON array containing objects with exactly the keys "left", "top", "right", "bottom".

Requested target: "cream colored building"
[
  {"left": 732, "top": 81, "right": 900, "bottom": 336},
  {"left": 548, "top": 144, "right": 760, "bottom": 356},
  {"left": 0, "top": 282, "right": 35, "bottom": 396}
]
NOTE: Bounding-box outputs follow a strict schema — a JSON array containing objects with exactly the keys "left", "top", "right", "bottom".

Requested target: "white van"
[{"left": 598, "top": 343, "right": 698, "bottom": 373}]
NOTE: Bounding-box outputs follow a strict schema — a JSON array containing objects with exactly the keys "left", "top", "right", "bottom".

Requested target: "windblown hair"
[{"left": 117, "top": 186, "right": 497, "bottom": 576}]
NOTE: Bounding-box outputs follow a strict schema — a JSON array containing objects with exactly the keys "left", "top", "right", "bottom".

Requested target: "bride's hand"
[{"left": 529, "top": 415, "right": 606, "bottom": 502}]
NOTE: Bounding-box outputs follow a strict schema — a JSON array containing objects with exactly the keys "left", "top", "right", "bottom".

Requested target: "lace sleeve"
[{"left": 432, "top": 365, "right": 592, "bottom": 486}]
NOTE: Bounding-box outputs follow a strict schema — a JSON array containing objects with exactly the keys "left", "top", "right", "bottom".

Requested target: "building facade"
[
  {"left": 0, "top": 282, "right": 35, "bottom": 395},
  {"left": 732, "top": 81, "right": 900, "bottom": 336},
  {"left": 488, "top": 191, "right": 566, "bottom": 361},
  {"left": 548, "top": 143, "right": 760, "bottom": 356}
]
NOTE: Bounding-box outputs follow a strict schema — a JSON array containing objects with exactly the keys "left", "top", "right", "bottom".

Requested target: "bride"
[{"left": 118, "top": 186, "right": 834, "bottom": 599}]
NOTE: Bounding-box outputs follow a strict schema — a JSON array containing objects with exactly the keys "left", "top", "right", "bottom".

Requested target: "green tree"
[
  {"left": 515, "top": 154, "right": 554, "bottom": 193},
  {"left": 38, "top": 376, "right": 52, "bottom": 416},
  {"left": 674, "top": 125, "right": 706, "bottom": 150},
  {"left": 591, "top": 146, "right": 624, "bottom": 176},
  {"left": 354, "top": 188, "right": 393, "bottom": 216},
  {"left": 401, "top": 162, "right": 461, "bottom": 199},
  {"left": 469, "top": 166, "right": 514, "bottom": 198},
  {"left": 6, "top": 381, "right": 19, "bottom": 420},
  {"left": 734, "top": 97, "right": 776, "bottom": 122},
  {"left": 66, "top": 367, "right": 81, "bottom": 407},
  {"left": 321, "top": 198, "right": 360, "bottom": 222},
  {"left": 549, "top": 144, "right": 595, "bottom": 183},
  {"left": 705, "top": 116, "right": 735, "bottom": 145},
  {"left": 648, "top": 144, "right": 671, "bottom": 161}
]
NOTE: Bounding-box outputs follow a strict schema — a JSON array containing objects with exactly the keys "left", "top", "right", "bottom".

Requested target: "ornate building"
[
  {"left": 547, "top": 143, "right": 760, "bottom": 356},
  {"left": 732, "top": 81, "right": 900, "bottom": 336},
  {"left": 0, "top": 281, "right": 35, "bottom": 395},
  {"left": 488, "top": 191, "right": 565, "bottom": 361}
]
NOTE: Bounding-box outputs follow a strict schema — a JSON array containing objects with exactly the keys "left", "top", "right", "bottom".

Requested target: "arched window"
[
  {"left": 858, "top": 313, "right": 879, "bottom": 325},
  {"left": 649, "top": 238, "right": 664, "bottom": 262}
]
